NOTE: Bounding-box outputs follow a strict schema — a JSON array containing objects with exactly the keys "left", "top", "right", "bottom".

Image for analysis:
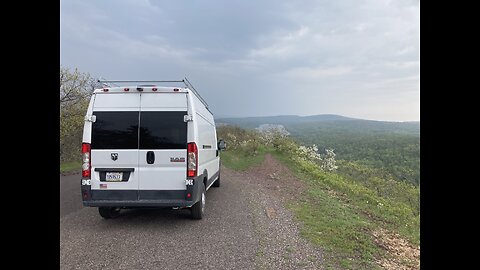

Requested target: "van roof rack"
[{"left": 97, "top": 77, "right": 209, "bottom": 109}]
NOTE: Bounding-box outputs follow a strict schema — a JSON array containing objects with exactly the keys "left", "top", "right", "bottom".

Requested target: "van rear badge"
[
  {"left": 170, "top": 157, "right": 185, "bottom": 162},
  {"left": 111, "top": 153, "right": 118, "bottom": 161}
]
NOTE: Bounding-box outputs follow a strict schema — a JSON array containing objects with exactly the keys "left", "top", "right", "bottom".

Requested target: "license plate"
[{"left": 105, "top": 172, "right": 123, "bottom": 181}]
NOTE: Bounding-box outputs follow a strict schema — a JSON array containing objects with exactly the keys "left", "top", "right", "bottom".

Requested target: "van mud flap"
[{"left": 186, "top": 173, "right": 205, "bottom": 204}]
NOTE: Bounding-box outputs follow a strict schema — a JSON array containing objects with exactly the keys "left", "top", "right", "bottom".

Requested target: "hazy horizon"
[{"left": 214, "top": 113, "right": 419, "bottom": 123}]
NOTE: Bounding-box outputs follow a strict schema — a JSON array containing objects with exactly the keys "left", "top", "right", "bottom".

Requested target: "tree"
[{"left": 60, "top": 67, "right": 98, "bottom": 162}]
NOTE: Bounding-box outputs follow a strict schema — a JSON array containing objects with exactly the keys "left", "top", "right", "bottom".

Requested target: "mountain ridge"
[
  {"left": 216, "top": 114, "right": 419, "bottom": 123},
  {"left": 216, "top": 114, "right": 420, "bottom": 135}
]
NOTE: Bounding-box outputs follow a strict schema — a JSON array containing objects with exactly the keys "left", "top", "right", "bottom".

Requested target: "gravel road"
[{"left": 60, "top": 154, "right": 324, "bottom": 270}]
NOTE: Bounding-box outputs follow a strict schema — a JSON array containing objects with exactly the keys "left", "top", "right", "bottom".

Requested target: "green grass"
[
  {"left": 60, "top": 161, "right": 81, "bottom": 173},
  {"left": 271, "top": 150, "right": 419, "bottom": 269},
  {"left": 220, "top": 147, "right": 267, "bottom": 171},
  {"left": 270, "top": 153, "right": 379, "bottom": 269},
  {"left": 220, "top": 145, "right": 419, "bottom": 268},
  {"left": 288, "top": 197, "right": 380, "bottom": 269}
]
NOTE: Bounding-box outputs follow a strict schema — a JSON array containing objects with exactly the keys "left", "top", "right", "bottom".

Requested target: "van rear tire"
[
  {"left": 98, "top": 207, "right": 121, "bottom": 219},
  {"left": 191, "top": 185, "right": 206, "bottom": 219}
]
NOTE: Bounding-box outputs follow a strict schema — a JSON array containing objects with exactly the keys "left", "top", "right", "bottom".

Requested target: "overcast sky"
[{"left": 60, "top": 0, "right": 419, "bottom": 121}]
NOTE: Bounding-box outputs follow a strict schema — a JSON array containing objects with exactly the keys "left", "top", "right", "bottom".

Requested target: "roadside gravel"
[{"left": 60, "top": 154, "right": 324, "bottom": 269}]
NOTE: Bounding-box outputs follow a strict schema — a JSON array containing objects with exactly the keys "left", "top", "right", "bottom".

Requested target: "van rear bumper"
[
  {"left": 83, "top": 199, "right": 193, "bottom": 208},
  {"left": 81, "top": 174, "right": 206, "bottom": 208}
]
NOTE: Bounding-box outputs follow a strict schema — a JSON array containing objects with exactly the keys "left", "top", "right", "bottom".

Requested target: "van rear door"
[
  {"left": 137, "top": 93, "right": 188, "bottom": 199},
  {"left": 90, "top": 93, "right": 140, "bottom": 200}
]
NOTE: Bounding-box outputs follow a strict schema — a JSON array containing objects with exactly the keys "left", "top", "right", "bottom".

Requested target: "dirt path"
[
  {"left": 60, "top": 153, "right": 324, "bottom": 269},
  {"left": 227, "top": 153, "right": 324, "bottom": 269}
]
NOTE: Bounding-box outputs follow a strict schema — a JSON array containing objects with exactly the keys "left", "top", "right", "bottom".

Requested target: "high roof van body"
[{"left": 80, "top": 83, "right": 224, "bottom": 219}]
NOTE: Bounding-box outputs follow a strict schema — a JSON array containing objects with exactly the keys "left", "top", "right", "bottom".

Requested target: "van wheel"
[
  {"left": 212, "top": 172, "right": 220, "bottom": 187},
  {"left": 191, "top": 185, "right": 206, "bottom": 219},
  {"left": 98, "top": 207, "right": 121, "bottom": 219}
]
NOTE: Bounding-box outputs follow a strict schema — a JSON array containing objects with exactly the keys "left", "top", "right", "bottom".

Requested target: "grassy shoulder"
[
  {"left": 272, "top": 150, "right": 419, "bottom": 269},
  {"left": 60, "top": 161, "right": 81, "bottom": 174},
  {"left": 272, "top": 151, "right": 380, "bottom": 269},
  {"left": 220, "top": 147, "right": 267, "bottom": 170},
  {"left": 220, "top": 149, "right": 419, "bottom": 268}
]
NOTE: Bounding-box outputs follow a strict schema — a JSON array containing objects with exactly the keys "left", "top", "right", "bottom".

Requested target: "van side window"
[
  {"left": 91, "top": 111, "right": 139, "bottom": 149},
  {"left": 139, "top": 111, "right": 187, "bottom": 149}
]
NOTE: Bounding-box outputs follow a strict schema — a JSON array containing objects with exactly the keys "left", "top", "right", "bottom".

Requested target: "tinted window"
[
  {"left": 139, "top": 111, "right": 187, "bottom": 149},
  {"left": 91, "top": 112, "right": 139, "bottom": 149}
]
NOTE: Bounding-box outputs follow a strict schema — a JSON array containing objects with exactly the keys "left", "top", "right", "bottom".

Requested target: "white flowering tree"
[
  {"left": 224, "top": 133, "right": 238, "bottom": 149},
  {"left": 295, "top": 144, "right": 323, "bottom": 162},
  {"left": 321, "top": 148, "right": 338, "bottom": 171},
  {"left": 293, "top": 144, "right": 338, "bottom": 172},
  {"left": 257, "top": 124, "right": 290, "bottom": 146}
]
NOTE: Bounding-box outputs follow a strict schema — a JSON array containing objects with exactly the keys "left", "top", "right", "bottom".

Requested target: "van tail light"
[
  {"left": 187, "top": 142, "right": 198, "bottom": 177},
  {"left": 82, "top": 143, "right": 91, "bottom": 178}
]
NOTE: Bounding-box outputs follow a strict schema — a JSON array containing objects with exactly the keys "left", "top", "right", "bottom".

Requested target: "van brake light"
[
  {"left": 82, "top": 143, "right": 91, "bottom": 178},
  {"left": 187, "top": 142, "right": 198, "bottom": 177}
]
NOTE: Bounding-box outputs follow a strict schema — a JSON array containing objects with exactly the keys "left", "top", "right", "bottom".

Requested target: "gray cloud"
[{"left": 61, "top": 0, "right": 419, "bottom": 121}]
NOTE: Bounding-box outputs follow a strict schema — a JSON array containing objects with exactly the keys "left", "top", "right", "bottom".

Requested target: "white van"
[{"left": 80, "top": 79, "right": 225, "bottom": 219}]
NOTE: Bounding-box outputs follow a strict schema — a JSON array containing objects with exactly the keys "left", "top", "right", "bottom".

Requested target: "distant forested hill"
[
  {"left": 217, "top": 114, "right": 356, "bottom": 128},
  {"left": 216, "top": 115, "right": 420, "bottom": 185}
]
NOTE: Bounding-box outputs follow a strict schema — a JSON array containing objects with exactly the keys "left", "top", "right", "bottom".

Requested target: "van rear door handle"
[{"left": 146, "top": 151, "right": 155, "bottom": 164}]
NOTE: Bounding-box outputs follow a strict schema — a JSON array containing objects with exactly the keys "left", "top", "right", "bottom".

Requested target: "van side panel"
[
  {"left": 186, "top": 93, "right": 196, "bottom": 143},
  {"left": 189, "top": 92, "right": 219, "bottom": 187}
]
